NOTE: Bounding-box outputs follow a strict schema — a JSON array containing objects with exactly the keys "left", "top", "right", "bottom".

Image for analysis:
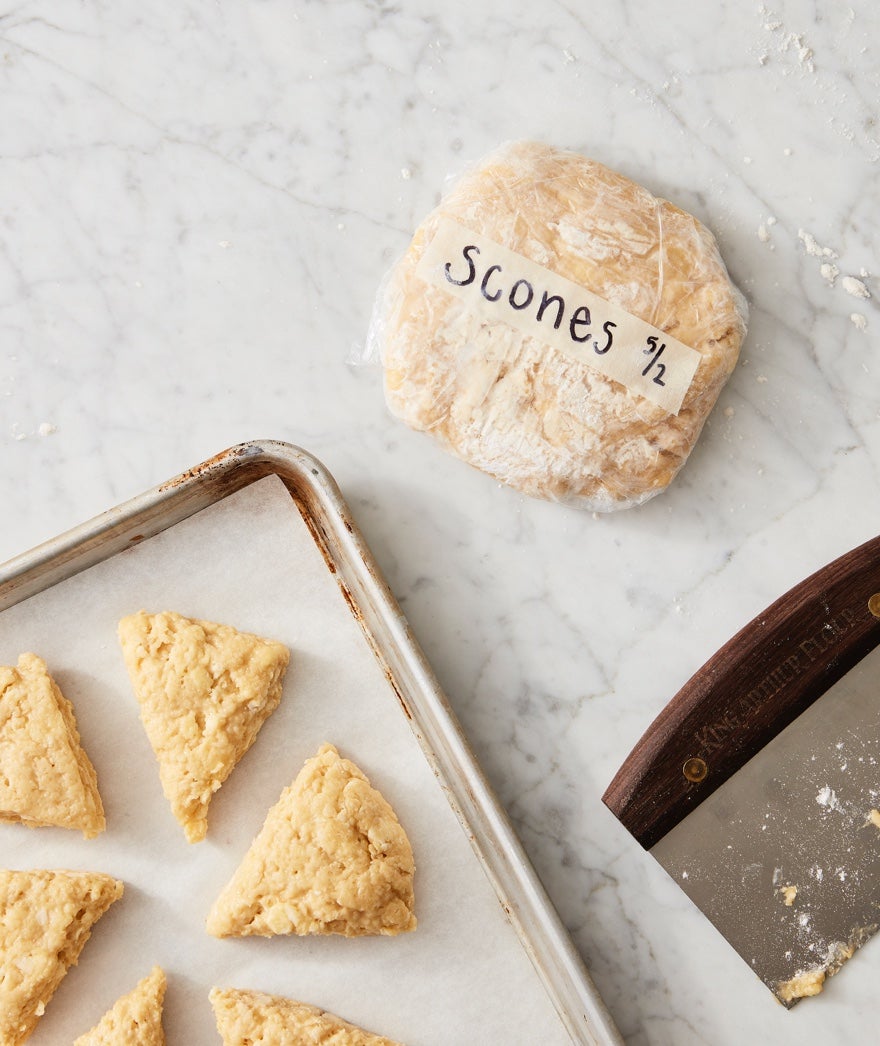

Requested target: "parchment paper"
[{"left": 0, "top": 475, "right": 569, "bottom": 1044}]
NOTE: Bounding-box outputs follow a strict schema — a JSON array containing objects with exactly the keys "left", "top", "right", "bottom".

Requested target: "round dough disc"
[{"left": 372, "top": 141, "right": 748, "bottom": 511}]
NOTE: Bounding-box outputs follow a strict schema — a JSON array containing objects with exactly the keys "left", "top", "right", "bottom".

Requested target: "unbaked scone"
[
  {"left": 210, "top": 988, "right": 404, "bottom": 1046},
  {"left": 206, "top": 743, "right": 416, "bottom": 938},
  {"left": 73, "top": 966, "right": 166, "bottom": 1045},
  {"left": 371, "top": 140, "right": 748, "bottom": 510},
  {"left": 0, "top": 869, "right": 123, "bottom": 1046},
  {"left": 0, "top": 653, "right": 105, "bottom": 838},
  {"left": 117, "top": 610, "right": 290, "bottom": 843}
]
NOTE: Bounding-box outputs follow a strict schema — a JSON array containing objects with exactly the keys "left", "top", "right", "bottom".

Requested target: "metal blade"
[{"left": 651, "top": 643, "right": 880, "bottom": 1005}]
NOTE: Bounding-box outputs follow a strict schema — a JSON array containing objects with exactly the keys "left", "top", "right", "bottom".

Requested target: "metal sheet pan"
[{"left": 0, "top": 439, "right": 622, "bottom": 1046}]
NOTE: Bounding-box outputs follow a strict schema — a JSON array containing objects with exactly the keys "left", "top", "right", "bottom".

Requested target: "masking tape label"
[{"left": 416, "top": 217, "right": 701, "bottom": 415}]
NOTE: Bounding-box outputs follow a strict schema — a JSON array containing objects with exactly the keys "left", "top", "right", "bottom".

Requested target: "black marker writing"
[
  {"left": 643, "top": 335, "right": 667, "bottom": 386},
  {"left": 444, "top": 244, "right": 479, "bottom": 286}
]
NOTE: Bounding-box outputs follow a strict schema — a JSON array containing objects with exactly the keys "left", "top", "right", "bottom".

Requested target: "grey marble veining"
[{"left": 0, "top": 1, "right": 878, "bottom": 1042}]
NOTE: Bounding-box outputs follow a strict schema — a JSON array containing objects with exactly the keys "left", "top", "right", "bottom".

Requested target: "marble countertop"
[{"left": 1, "top": 2, "right": 878, "bottom": 1043}]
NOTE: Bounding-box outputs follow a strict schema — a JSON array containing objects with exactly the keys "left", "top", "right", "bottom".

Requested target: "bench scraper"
[{"left": 603, "top": 534, "right": 880, "bottom": 1005}]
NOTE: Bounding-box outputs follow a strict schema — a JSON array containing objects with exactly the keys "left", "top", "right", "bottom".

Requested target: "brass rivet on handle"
[
  {"left": 869, "top": 593, "right": 880, "bottom": 619},
  {"left": 683, "top": 757, "right": 708, "bottom": 783}
]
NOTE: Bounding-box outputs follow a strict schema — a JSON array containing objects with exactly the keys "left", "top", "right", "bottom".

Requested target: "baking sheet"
[{"left": 0, "top": 474, "right": 570, "bottom": 1044}]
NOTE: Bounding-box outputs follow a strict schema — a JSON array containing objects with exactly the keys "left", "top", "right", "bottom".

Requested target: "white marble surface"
[{"left": 0, "top": 1, "right": 878, "bottom": 1043}]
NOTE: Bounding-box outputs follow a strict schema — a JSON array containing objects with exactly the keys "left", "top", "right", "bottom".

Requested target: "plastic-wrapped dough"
[{"left": 368, "top": 141, "right": 748, "bottom": 511}]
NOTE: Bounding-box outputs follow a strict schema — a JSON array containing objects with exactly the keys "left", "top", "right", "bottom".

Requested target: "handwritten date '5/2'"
[{"left": 642, "top": 335, "right": 667, "bottom": 386}]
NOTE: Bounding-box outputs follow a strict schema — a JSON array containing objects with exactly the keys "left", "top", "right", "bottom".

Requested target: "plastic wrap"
[{"left": 367, "top": 141, "right": 748, "bottom": 511}]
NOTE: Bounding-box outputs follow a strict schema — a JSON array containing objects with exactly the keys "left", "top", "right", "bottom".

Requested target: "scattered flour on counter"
[
  {"left": 779, "top": 31, "right": 815, "bottom": 72},
  {"left": 758, "top": 9, "right": 816, "bottom": 73},
  {"left": 8, "top": 421, "right": 58, "bottom": 441},
  {"left": 756, "top": 218, "right": 777, "bottom": 246},
  {"left": 841, "top": 275, "right": 871, "bottom": 299},
  {"left": 757, "top": 6, "right": 879, "bottom": 161},
  {"left": 820, "top": 262, "right": 839, "bottom": 285},
  {"left": 798, "top": 229, "right": 838, "bottom": 259},
  {"left": 795, "top": 228, "right": 873, "bottom": 323}
]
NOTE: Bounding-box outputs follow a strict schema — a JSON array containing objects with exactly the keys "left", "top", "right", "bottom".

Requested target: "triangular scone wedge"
[
  {"left": 206, "top": 743, "right": 416, "bottom": 938},
  {"left": 0, "top": 869, "right": 123, "bottom": 1046},
  {"left": 210, "top": 987, "right": 405, "bottom": 1046},
  {"left": 73, "top": 966, "right": 166, "bottom": 1045},
  {"left": 0, "top": 653, "right": 105, "bottom": 838},
  {"left": 117, "top": 610, "right": 290, "bottom": 843}
]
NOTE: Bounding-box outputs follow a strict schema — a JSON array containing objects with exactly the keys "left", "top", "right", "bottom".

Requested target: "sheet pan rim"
[{"left": 0, "top": 438, "right": 622, "bottom": 1046}]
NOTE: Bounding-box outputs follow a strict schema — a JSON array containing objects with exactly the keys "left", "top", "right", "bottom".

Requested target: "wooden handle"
[{"left": 602, "top": 534, "right": 880, "bottom": 850}]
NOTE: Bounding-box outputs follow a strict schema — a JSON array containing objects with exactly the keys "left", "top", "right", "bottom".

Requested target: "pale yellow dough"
[
  {"left": 775, "top": 940, "right": 855, "bottom": 1005},
  {"left": 118, "top": 610, "right": 290, "bottom": 843},
  {"left": 206, "top": 743, "right": 416, "bottom": 938},
  {"left": 779, "top": 884, "right": 797, "bottom": 906},
  {"left": 210, "top": 987, "right": 404, "bottom": 1046},
  {"left": 0, "top": 869, "right": 123, "bottom": 1046},
  {"left": 73, "top": 966, "right": 166, "bottom": 1045},
  {"left": 375, "top": 140, "right": 747, "bottom": 509},
  {"left": 0, "top": 653, "right": 105, "bottom": 838},
  {"left": 776, "top": 967, "right": 826, "bottom": 1004}
]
